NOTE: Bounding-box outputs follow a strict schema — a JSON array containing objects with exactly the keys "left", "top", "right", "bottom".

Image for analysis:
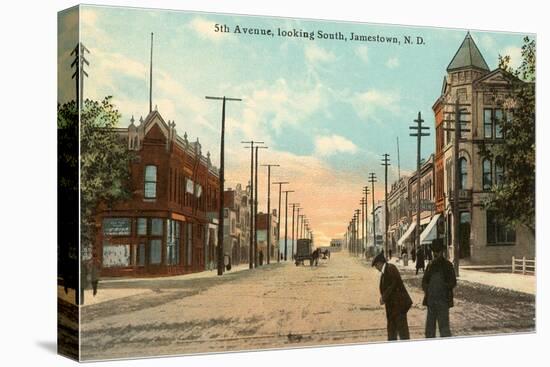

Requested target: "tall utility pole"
[
  {"left": 289, "top": 203, "right": 300, "bottom": 260},
  {"left": 295, "top": 207, "right": 302, "bottom": 247},
  {"left": 381, "top": 154, "right": 391, "bottom": 255},
  {"left": 70, "top": 42, "right": 89, "bottom": 110},
  {"left": 368, "top": 173, "right": 377, "bottom": 252},
  {"left": 149, "top": 32, "right": 153, "bottom": 113},
  {"left": 360, "top": 198, "right": 366, "bottom": 257},
  {"left": 206, "top": 96, "right": 243, "bottom": 276},
  {"left": 242, "top": 141, "right": 264, "bottom": 268},
  {"left": 363, "top": 186, "right": 370, "bottom": 256},
  {"left": 298, "top": 215, "right": 303, "bottom": 238},
  {"left": 282, "top": 190, "right": 294, "bottom": 261},
  {"left": 349, "top": 218, "right": 353, "bottom": 255},
  {"left": 443, "top": 97, "right": 471, "bottom": 276},
  {"left": 409, "top": 111, "right": 430, "bottom": 258},
  {"left": 273, "top": 181, "right": 289, "bottom": 262},
  {"left": 254, "top": 146, "right": 268, "bottom": 267},
  {"left": 354, "top": 209, "right": 360, "bottom": 256},
  {"left": 344, "top": 223, "right": 350, "bottom": 253},
  {"left": 261, "top": 164, "right": 279, "bottom": 264},
  {"left": 396, "top": 137, "right": 401, "bottom": 180}
]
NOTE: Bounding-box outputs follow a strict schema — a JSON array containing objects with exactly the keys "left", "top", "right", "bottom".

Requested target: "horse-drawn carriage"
[{"left": 294, "top": 239, "right": 330, "bottom": 266}]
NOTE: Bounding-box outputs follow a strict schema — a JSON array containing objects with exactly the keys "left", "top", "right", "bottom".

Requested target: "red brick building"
[{"left": 95, "top": 110, "right": 220, "bottom": 277}]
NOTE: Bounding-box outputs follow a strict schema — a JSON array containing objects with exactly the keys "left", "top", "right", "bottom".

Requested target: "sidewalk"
[
  {"left": 61, "top": 262, "right": 280, "bottom": 307},
  {"left": 388, "top": 256, "right": 536, "bottom": 295}
]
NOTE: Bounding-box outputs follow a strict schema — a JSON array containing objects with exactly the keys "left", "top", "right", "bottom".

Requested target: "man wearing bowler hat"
[
  {"left": 372, "top": 252, "right": 412, "bottom": 340},
  {"left": 422, "top": 238, "right": 457, "bottom": 338}
]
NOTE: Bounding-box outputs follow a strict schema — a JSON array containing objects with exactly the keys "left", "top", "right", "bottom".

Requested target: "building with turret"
[{"left": 432, "top": 32, "right": 534, "bottom": 264}]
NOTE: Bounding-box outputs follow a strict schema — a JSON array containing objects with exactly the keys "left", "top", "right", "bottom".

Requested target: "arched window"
[
  {"left": 495, "top": 157, "right": 504, "bottom": 186},
  {"left": 458, "top": 157, "right": 468, "bottom": 190},
  {"left": 482, "top": 159, "right": 493, "bottom": 190}
]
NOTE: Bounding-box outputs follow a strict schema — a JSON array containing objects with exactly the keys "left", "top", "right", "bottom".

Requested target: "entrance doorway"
[{"left": 459, "top": 212, "right": 471, "bottom": 258}]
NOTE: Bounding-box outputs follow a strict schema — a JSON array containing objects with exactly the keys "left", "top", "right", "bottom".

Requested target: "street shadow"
[{"left": 35, "top": 340, "right": 57, "bottom": 355}]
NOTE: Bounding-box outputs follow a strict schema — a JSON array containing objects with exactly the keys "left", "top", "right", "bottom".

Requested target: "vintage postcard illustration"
[{"left": 57, "top": 4, "right": 536, "bottom": 362}]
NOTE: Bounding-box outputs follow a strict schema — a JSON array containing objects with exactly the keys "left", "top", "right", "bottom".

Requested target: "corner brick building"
[
  {"left": 432, "top": 32, "right": 534, "bottom": 264},
  {"left": 95, "top": 110, "right": 220, "bottom": 276}
]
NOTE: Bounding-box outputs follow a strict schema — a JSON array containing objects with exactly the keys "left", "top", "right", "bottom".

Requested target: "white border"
[{"left": 0, "top": 1, "right": 547, "bottom": 367}]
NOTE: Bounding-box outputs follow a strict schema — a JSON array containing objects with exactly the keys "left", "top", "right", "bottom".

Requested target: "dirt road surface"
[{"left": 80, "top": 253, "right": 535, "bottom": 361}]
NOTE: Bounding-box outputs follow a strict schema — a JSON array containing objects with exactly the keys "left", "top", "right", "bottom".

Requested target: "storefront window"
[
  {"left": 487, "top": 210, "right": 516, "bottom": 245},
  {"left": 102, "top": 242, "right": 130, "bottom": 267},
  {"left": 137, "top": 218, "right": 147, "bottom": 235},
  {"left": 138, "top": 243, "right": 146, "bottom": 266},
  {"left": 166, "top": 220, "right": 181, "bottom": 265},
  {"left": 103, "top": 218, "right": 131, "bottom": 236},
  {"left": 150, "top": 239, "right": 162, "bottom": 264},
  {"left": 185, "top": 223, "right": 193, "bottom": 266},
  {"left": 151, "top": 218, "right": 163, "bottom": 236}
]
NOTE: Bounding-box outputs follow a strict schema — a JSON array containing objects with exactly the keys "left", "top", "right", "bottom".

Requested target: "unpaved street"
[{"left": 80, "top": 253, "right": 535, "bottom": 360}]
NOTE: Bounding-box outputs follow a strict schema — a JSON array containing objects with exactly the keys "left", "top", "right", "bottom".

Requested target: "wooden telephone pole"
[
  {"left": 360, "top": 198, "right": 366, "bottom": 256},
  {"left": 443, "top": 97, "right": 471, "bottom": 276},
  {"left": 363, "top": 186, "right": 370, "bottom": 256},
  {"left": 205, "top": 96, "right": 242, "bottom": 276},
  {"left": 261, "top": 164, "right": 279, "bottom": 264},
  {"left": 70, "top": 42, "right": 89, "bottom": 110},
  {"left": 273, "top": 181, "right": 289, "bottom": 262},
  {"left": 242, "top": 141, "right": 264, "bottom": 268},
  {"left": 368, "top": 173, "right": 377, "bottom": 252},
  {"left": 409, "top": 112, "right": 430, "bottom": 258},
  {"left": 381, "top": 154, "right": 391, "bottom": 255},
  {"left": 282, "top": 190, "right": 294, "bottom": 261},
  {"left": 289, "top": 203, "right": 300, "bottom": 261}
]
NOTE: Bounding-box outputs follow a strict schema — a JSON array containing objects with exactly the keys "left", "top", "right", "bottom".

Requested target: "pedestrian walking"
[
  {"left": 416, "top": 246, "right": 425, "bottom": 275},
  {"left": 401, "top": 247, "right": 408, "bottom": 266},
  {"left": 410, "top": 247, "right": 416, "bottom": 263},
  {"left": 422, "top": 238, "right": 457, "bottom": 338},
  {"left": 372, "top": 253, "right": 412, "bottom": 341},
  {"left": 389, "top": 249, "right": 393, "bottom": 260},
  {"left": 90, "top": 258, "right": 100, "bottom": 296},
  {"left": 426, "top": 245, "right": 433, "bottom": 262},
  {"left": 259, "top": 250, "right": 264, "bottom": 266}
]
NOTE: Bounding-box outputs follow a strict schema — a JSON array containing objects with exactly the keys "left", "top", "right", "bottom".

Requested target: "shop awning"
[
  {"left": 420, "top": 214, "right": 441, "bottom": 244},
  {"left": 397, "top": 222, "right": 416, "bottom": 247}
]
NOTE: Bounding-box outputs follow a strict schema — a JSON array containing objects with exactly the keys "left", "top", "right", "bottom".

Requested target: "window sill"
[{"left": 487, "top": 242, "right": 516, "bottom": 247}]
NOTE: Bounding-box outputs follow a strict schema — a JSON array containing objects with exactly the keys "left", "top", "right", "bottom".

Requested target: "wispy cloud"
[
  {"left": 314, "top": 134, "right": 358, "bottom": 156},
  {"left": 355, "top": 45, "right": 369, "bottom": 63},
  {"left": 386, "top": 57, "right": 399, "bottom": 69},
  {"left": 305, "top": 44, "right": 336, "bottom": 63},
  {"left": 187, "top": 17, "right": 230, "bottom": 42},
  {"left": 352, "top": 89, "right": 400, "bottom": 121}
]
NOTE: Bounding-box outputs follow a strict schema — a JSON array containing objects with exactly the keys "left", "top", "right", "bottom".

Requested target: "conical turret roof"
[{"left": 447, "top": 32, "right": 490, "bottom": 72}]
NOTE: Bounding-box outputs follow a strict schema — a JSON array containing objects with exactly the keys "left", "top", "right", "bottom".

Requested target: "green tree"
[
  {"left": 482, "top": 37, "right": 535, "bottom": 235},
  {"left": 58, "top": 96, "right": 133, "bottom": 258}
]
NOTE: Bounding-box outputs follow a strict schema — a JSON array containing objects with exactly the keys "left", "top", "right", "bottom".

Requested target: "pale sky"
[{"left": 58, "top": 5, "right": 531, "bottom": 245}]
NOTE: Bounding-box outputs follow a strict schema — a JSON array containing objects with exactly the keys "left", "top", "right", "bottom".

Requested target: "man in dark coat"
[
  {"left": 372, "top": 253, "right": 412, "bottom": 341},
  {"left": 422, "top": 238, "right": 457, "bottom": 338},
  {"left": 415, "top": 246, "right": 425, "bottom": 275}
]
